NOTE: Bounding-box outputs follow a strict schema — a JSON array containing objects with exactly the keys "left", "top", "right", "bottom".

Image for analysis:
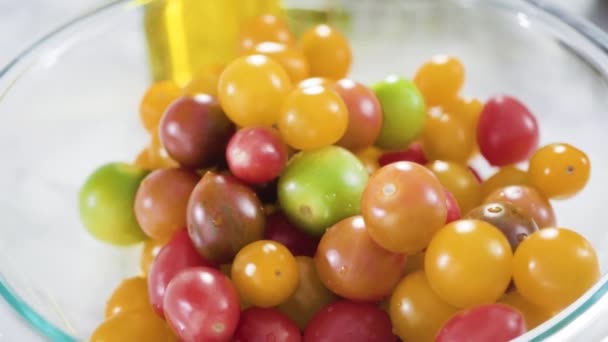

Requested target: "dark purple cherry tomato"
[
  {"left": 303, "top": 300, "right": 394, "bottom": 342},
  {"left": 226, "top": 126, "right": 289, "bottom": 184},
  {"left": 264, "top": 211, "right": 319, "bottom": 257},
  {"left": 436, "top": 304, "right": 526, "bottom": 342},
  {"left": 466, "top": 202, "right": 539, "bottom": 251},
  {"left": 477, "top": 95, "right": 539, "bottom": 166},
  {"left": 444, "top": 189, "right": 461, "bottom": 224},
  {"left": 160, "top": 94, "right": 235, "bottom": 168},
  {"left": 148, "top": 229, "right": 213, "bottom": 317},
  {"left": 163, "top": 267, "right": 240, "bottom": 341},
  {"left": 331, "top": 79, "right": 383, "bottom": 151},
  {"left": 234, "top": 307, "right": 302, "bottom": 342},
  {"left": 187, "top": 172, "right": 265, "bottom": 264},
  {"left": 378, "top": 142, "right": 428, "bottom": 167}
]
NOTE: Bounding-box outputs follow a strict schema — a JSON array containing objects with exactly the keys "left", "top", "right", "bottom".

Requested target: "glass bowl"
[{"left": 1, "top": 0, "right": 608, "bottom": 340}]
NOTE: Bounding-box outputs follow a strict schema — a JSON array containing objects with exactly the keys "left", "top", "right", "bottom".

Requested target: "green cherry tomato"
[
  {"left": 79, "top": 162, "right": 149, "bottom": 245},
  {"left": 278, "top": 146, "right": 368, "bottom": 236},
  {"left": 372, "top": 75, "right": 426, "bottom": 150}
]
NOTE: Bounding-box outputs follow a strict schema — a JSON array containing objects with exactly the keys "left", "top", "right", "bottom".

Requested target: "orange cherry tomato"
[
  {"left": 443, "top": 96, "right": 483, "bottom": 153},
  {"left": 528, "top": 143, "right": 591, "bottom": 199},
  {"left": 105, "top": 277, "right": 150, "bottom": 318},
  {"left": 238, "top": 14, "right": 295, "bottom": 53},
  {"left": 299, "top": 24, "right": 352, "bottom": 79},
  {"left": 422, "top": 107, "right": 475, "bottom": 163},
  {"left": 232, "top": 240, "right": 299, "bottom": 308},
  {"left": 140, "top": 238, "right": 167, "bottom": 277},
  {"left": 245, "top": 42, "right": 309, "bottom": 83},
  {"left": 218, "top": 54, "right": 291, "bottom": 127},
  {"left": 277, "top": 85, "right": 348, "bottom": 150},
  {"left": 426, "top": 160, "right": 482, "bottom": 215},
  {"left": 139, "top": 80, "right": 182, "bottom": 133},
  {"left": 390, "top": 271, "right": 458, "bottom": 342},
  {"left": 499, "top": 291, "right": 555, "bottom": 329},
  {"left": 297, "top": 77, "right": 333, "bottom": 89},
  {"left": 414, "top": 55, "right": 465, "bottom": 106},
  {"left": 91, "top": 309, "right": 177, "bottom": 342},
  {"left": 481, "top": 166, "right": 528, "bottom": 199},
  {"left": 183, "top": 64, "right": 224, "bottom": 96}
]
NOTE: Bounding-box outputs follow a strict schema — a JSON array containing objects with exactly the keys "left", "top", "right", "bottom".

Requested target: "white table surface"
[{"left": 0, "top": 0, "right": 607, "bottom": 341}]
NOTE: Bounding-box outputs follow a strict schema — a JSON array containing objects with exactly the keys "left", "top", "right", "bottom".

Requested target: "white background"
[{"left": 0, "top": 0, "right": 606, "bottom": 340}]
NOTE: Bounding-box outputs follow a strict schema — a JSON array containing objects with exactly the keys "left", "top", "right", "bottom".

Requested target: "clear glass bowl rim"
[{"left": 1, "top": 0, "right": 608, "bottom": 340}]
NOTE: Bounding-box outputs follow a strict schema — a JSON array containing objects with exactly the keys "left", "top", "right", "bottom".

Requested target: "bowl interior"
[{"left": 1, "top": 0, "right": 608, "bottom": 340}]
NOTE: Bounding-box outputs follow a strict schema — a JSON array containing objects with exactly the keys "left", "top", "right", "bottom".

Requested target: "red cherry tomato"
[
  {"left": 234, "top": 307, "right": 302, "bottom": 342},
  {"left": 477, "top": 95, "right": 539, "bottom": 166},
  {"left": 378, "top": 142, "right": 428, "bottom": 166},
  {"left": 226, "top": 126, "right": 289, "bottom": 184},
  {"left": 444, "top": 189, "right": 461, "bottom": 224},
  {"left": 436, "top": 304, "right": 526, "bottom": 342},
  {"left": 148, "top": 229, "right": 213, "bottom": 317},
  {"left": 303, "top": 300, "right": 395, "bottom": 342},
  {"left": 264, "top": 211, "right": 320, "bottom": 257},
  {"left": 163, "top": 267, "right": 240, "bottom": 341}
]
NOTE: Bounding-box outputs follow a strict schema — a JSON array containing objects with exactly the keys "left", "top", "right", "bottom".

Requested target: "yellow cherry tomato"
[
  {"left": 425, "top": 220, "right": 513, "bottom": 308},
  {"left": 231, "top": 240, "right": 299, "bottom": 308},
  {"left": 443, "top": 96, "right": 483, "bottom": 153},
  {"left": 390, "top": 271, "right": 458, "bottom": 342},
  {"left": 105, "top": 277, "right": 150, "bottom": 318},
  {"left": 499, "top": 291, "right": 555, "bottom": 329},
  {"left": 91, "top": 309, "right": 177, "bottom": 342},
  {"left": 481, "top": 166, "right": 528, "bottom": 199},
  {"left": 238, "top": 14, "right": 295, "bottom": 53},
  {"left": 298, "top": 77, "right": 333, "bottom": 89},
  {"left": 183, "top": 64, "right": 224, "bottom": 96},
  {"left": 139, "top": 80, "right": 182, "bottom": 133},
  {"left": 278, "top": 256, "right": 338, "bottom": 330},
  {"left": 513, "top": 227, "right": 600, "bottom": 311},
  {"left": 245, "top": 42, "right": 309, "bottom": 83},
  {"left": 299, "top": 24, "right": 352, "bottom": 79},
  {"left": 140, "top": 238, "right": 167, "bottom": 277},
  {"left": 528, "top": 143, "right": 591, "bottom": 199},
  {"left": 422, "top": 107, "right": 475, "bottom": 163},
  {"left": 277, "top": 85, "right": 348, "bottom": 150},
  {"left": 427, "top": 160, "right": 482, "bottom": 214},
  {"left": 356, "top": 146, "right": 383, "bottom": 175},
  {"left": 218, "top": 54, "right": 291, "bottom": 127},
  {"left": 414, "top": 55, "right": 465, "bottom": 106}
]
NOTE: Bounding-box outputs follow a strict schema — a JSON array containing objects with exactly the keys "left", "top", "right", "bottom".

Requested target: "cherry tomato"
[
  {"left": 143, "top": 131, "right": 179, "bottom": 170},
  {"left": 298, "top": 77, "right": 333, "bottom": 89},
  {"left": 404, "top": 251, "right": 425, "bottom": 275},
  {"left": 444, "top": 188, "right": 461, "bottom": 224},
  {"left": 466, "top": 202, "right": 539, "bottom": 251},
  {"left": 425, "top": 220, "right": 513, "bottom": 308},
  {"left": 390, "top": 271, "right": 458, "bottom": 342},
  {"left": 91, "top": 309, "right": 176, "bottom": 342},
  {"left": 303, "top": 300, "right": 394, "bottom": 342},
  {"left": 134, "top": 168, "right": 199, "bottom": 241},
  {"left": 278, "top": 85, "right": 348, "bottom": 150},
  {"left": 528, "top": 143, "right": 591, "bottom": 199},
  {"left": 187, "top": 172, "right": 265, "bottom": 264},
  {"left": 218, "top": 54, "right": 291, "bottom": 127},
  {"left": 331, "top": 79, "right": 383, "bottom": 151},
  {"left": 356, "top": 146, "right": 383, "bottom": 175},
  {"left": 140, "top": 238, "right": 167, "bottom": 277},
  {"left": 232, "top": 240, "right": 299, "bottom": 307},
  {"left": 315, "top": 216, "right": 407, "bottom": 301},
  {"left": 485, "top": 185, "right": 556, "bottom": 228},
  {"left": 299, "top": 24, "right": 351, "bottom": 79},
  {"left": 435, "top": 304, "right": 526, "bottom": 342},
  {"left": 238, "top": 14, "right": 295, "bottom": 53},
  {"left": 443, "top": 96, "right": 483, "bottom": 147},
  {"left": 264, "top": 211, "right": 319, "bottom": 257},
  {"left": 278, "top": 146, "right": 368, "bottom": 236},
  {"left": 422, "top": 107, "right": 475, "bottom": 163},
  {"left": 477, "top": 95, "right": 539, "bottom": 166},
  {"left": 245, "top": 42, "right": 309, "bottom": 83},
  {"left": 226, "top": 126, "right": 289, "bottom": 184},
  {"left": 372, "top": 75, "right": 426, "bottom": 150},
  {"left": 378, "top": 142, "right": 428, "bottom": 166},
  {"left": 148, "top": 229, "right": 213, "bottom": 316},
  {"left": 159, "top": 94, "right": 234, "bottom": 168},
  {"left": 183, "top": 64, "right": 224, "bottom": 96},
  {"left": 513, "top": 227, "right": 600, "bottom": 311},
  {"left": 234, "top": 307, "right": 301, "bottom": 342},
  {"left": 413, "top": 55, "right": 465, "bottom": 107},
  {"left": 79, "top": 163, "right": 148, "bottom": 246},
  {"left": 468, "top": 165, "right": 483, "bottom": 183},
  {"left": 499, "top": 291, "right": 555, "bottom": 329},
  {"left": 426, "top": 160, "right": 482, "bottom": 214},
  {"left": 481, "top": 166, "right": 528, "bottom": 199},
  {"left": 139, "top": 80, "right": 182, "bottom": 132},
  {"left": 278, "top": 256, "right": 338, "bottom": 330},
  {"left": 105, "top": 277, "right": 150, "bottom": 318},
  {"left": 362, "top": 162, "right": 447, "bottom": 254},
  {"left": 164, "top": 267, "right": 240, "bottom": 341}
]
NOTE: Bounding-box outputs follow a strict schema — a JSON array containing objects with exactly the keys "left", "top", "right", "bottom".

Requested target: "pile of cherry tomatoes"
[{"left": 79, "top": 13, "right": 599, "bottom": 342}]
